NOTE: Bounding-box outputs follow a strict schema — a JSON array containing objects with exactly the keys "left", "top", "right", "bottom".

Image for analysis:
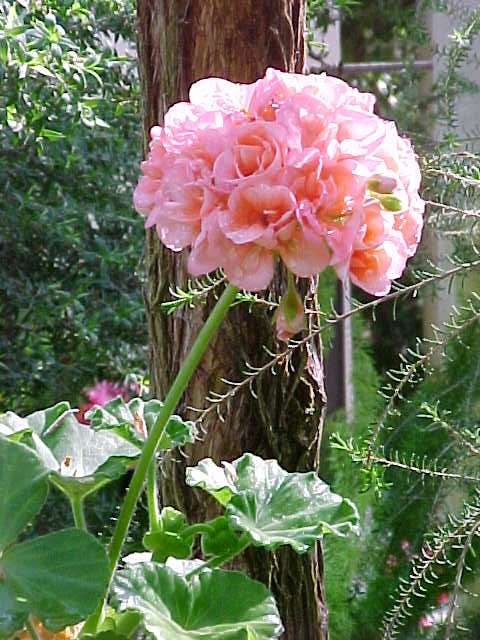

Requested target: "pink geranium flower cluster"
[{"left": 134, "top": 68, "right": 424, "bottom": 296}]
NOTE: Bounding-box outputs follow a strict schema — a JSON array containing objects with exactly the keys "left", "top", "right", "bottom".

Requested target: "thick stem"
[
  {"left": 81, "top": 283, "right": 238, "bottom": 635},
  {"left": 70, "top": 495, "right": 87, "bottom": 531},
  {"left": 147, "top": 458, "right": 161, "bottom": 532}
]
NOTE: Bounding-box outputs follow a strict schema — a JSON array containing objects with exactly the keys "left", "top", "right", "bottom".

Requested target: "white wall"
[
  {"left": 431, "top": 1, "right": 480, "bottom": 142},
  {"left": 423, "top": 1, "right": 480, "bottom": 339}
]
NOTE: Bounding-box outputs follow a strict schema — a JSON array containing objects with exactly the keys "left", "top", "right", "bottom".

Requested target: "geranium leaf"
[
  {"left": 0, "top": 437, "right": 49, "bottom": 551},
  {"left": 88, "top": 398, "right": 197, "bottom": 451},
  {"left": 42, "top": 413, "right": 138, "bottom": 500},
  {"left": 187, "top": 453, "right": 359, "bottom": 553},
  {"left": 0, "top": 402, "right": 71, "bottom": 439},
  {"left": 157, "top": 415, "right": 197, "bottom": 451},
  {"left": 112, "top": 563, "right": 283, "bottom": 639},
  {"left": 185, "top": 458, "right": 236, "bottom": 506},
  {"left": 89, "top": 609, "right": 142, "bottom": 640},
  {"left": 0, "top": 405, "right": 139, "bottom": 501},
  {"left": 0, "top": 529, "right": 110, "bottom": 631},
  {"left": 163, "top": 558, "right": 204, "bottom": 576}
]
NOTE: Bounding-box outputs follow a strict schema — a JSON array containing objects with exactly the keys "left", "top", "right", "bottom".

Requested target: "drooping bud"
[
  {"left": 368, "top": 175, "right": 405, "bottom": 212},
  {"left": 368, "top": 175, "right": 397, "bottom": 194},
  {"left": 275, "top": 273, "right": 305, "bottom": 342}
]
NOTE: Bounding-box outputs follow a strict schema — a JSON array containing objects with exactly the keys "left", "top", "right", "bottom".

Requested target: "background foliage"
[{"left": 0, "top": 0, "right": 146, "bottom": 413}]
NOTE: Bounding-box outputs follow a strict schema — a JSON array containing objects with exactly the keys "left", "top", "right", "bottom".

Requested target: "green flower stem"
[
  {"left": 81, "top": 283, "right": 238, "bottom": 635},
  {"left": 187, "top": 534, "right": 251, "bottom": 578},
  {"left": 26, "top": 616, "right": 41, "bottom": 640},
  {"left": 147, "top": 458, "right": 161, "bottom": 532},
  {"left": 70, "top": 495, "right": 87, "bottom": 531}
]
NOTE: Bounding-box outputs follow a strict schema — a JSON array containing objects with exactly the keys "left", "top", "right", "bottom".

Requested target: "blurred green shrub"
[{"left": 0, "top": 0, "right": 146, "bottom": 412}]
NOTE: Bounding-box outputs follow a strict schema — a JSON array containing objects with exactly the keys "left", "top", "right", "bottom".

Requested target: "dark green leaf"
[
  {"left": 0, "top": 437, "right": 49, "bottom": 551},
  {"left": 1, "top": 529, "right": 110, "bottom": 631}
]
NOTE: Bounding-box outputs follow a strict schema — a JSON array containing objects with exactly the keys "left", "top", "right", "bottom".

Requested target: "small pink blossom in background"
[
  {"left": 86, "top": 380, "right": 126, "bottom": 406},
  {"left": 418, "top": 597, "right": 449, "bottom": 632},
  {"left": 400, "top": 538, "right": 411, "bottom": 555},
  {"left": 418, "top": 614, "right": 435, "bottom": 630},
  {"left": 385, "top": 554, "right": 398, "bottom": 569},
  {"left": 135, "top": 67, "right": 424, "bottom": 311},
  {"left": 77, "top": 380, "right": 133, "bottom": 425}
]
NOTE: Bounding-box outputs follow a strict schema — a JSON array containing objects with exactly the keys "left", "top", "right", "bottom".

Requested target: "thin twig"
[
  {"left": 192, "top": 259, "right": 480, "bottom": 421},
  {"left": 444, "top": 521, "right": 480, "bottom": 640}
]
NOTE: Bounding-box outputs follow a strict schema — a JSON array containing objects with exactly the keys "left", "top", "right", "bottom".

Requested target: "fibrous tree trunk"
[{"left": 137, "top": 2, "right": 329, "bottom": 638}]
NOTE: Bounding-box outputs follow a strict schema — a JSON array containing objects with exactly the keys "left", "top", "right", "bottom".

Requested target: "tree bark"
[{"left": 137, "top": 2, "right": 329, "bottom": 638}]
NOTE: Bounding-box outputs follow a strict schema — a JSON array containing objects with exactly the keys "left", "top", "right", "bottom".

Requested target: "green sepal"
[
  {"left": 200, "top": 517, "right": 245, "bottom": 558},
  {"left": 143, "top": 508, "right": 194, "bottom": 563}
]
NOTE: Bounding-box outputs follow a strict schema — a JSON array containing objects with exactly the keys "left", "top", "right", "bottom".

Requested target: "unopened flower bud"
[
  {"left": 368, "top": 175, "right": 397, "bottom": 194},
  {"left": 275, "top": 274, "right": 305, "bottom": 342}
]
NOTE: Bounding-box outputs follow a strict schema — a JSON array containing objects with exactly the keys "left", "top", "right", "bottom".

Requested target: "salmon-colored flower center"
[{"left": 221, "top": 184, "right": 295, "bottom": 247}]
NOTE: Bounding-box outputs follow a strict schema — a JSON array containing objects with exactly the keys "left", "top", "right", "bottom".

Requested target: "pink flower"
[
  {"left": 213, "top": 121, "right": 287, "bottom": 193},
  {"left": 86, "top": 380, "right": 126, "bottom": 405},
  {"left": 77, "top": 380, "right": 130, "bottom": 425},
  {"left": 189, "top": 77, "right": 251, "bottom": 114},
  {"left": 223, "top": 241, "right": 275, "bottom": 291},
  {"left": 188, "top": 210, "right": 274, "bottom": 291},
  {"left": 221, "top": 183, "right": 296, "bottom": 247},
  {"left": 349, "top": 238, "right": 407, "bottom": 297},
  {"left": 277, "top": 202, "right": 330, "bottom": 278},
  {"left": 134, "top": 68, "right": 424, "bottom": 295},
  {"left": 144, "top": 158, "right": 216, "bottom": 251},
  {"left": 418, "top": 614, "right": 434, "bottom": 630},
  {"left": 400, "top": 539, "right": 412, "bottom": 555}
]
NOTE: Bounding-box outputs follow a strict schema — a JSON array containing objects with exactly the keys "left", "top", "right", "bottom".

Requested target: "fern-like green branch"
[{"left": 382, "top": 495, "right": 480, "bottom": 639}]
